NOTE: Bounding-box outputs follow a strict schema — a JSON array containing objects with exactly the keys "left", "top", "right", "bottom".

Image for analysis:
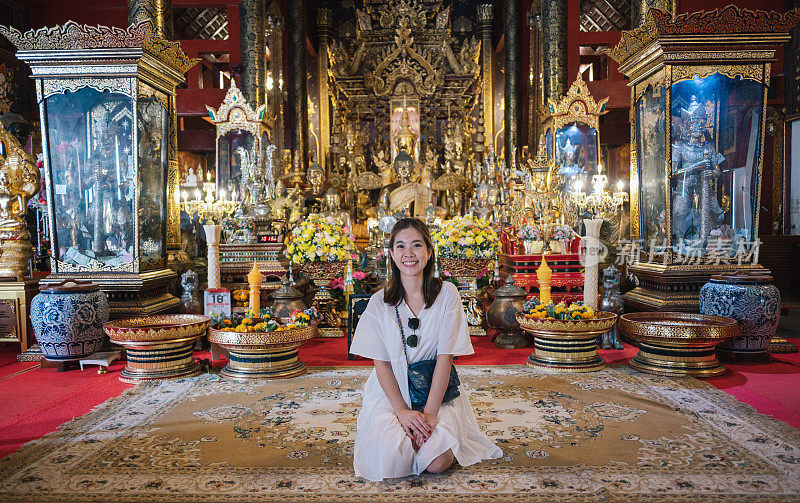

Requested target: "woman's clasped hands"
[{"left": 396, "top": 409, "right": 433, "bottom": 450}]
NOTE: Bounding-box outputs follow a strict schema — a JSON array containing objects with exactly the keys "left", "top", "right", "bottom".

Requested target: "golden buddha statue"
[
  {"left": 379, "top": 150, "right": 432, "bottom": 219},
  {"left": 304, "top": 161, "right": 327, "bottom": 214},
  {"left": 0, "top": 124, "right": 40, "bottom": 280},
  {"left": 320, "top": 188, "right": 351, "bottom": 228}
]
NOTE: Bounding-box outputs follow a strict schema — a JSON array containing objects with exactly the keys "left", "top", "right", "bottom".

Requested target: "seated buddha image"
[
  {"left": 303, "top": 162, "right": 327, "bottom": 214},
  {"left": 378, "top": 149, "right": 431, "bottom": 219},
  {"left": 320, "top": 188, "right": 351, "bottom": 228}
]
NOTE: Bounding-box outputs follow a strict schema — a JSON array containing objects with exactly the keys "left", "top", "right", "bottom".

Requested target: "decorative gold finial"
[
  {"left": 248, "top": 261, "right": 263, "bottom": 318},
  {"left": 0, "top": 123, "right": 40, "bottom": 280},
  {"left": 536, "top": 256, "right": 552, "bottom": 305}
]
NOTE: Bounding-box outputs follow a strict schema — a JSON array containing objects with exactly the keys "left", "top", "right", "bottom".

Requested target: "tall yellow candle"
[
  {"left": 536, "top": 256, "right": 552, "bottom": 305},
  {"left": 247, "top": 261, "right": 263, "bottom": 318}
]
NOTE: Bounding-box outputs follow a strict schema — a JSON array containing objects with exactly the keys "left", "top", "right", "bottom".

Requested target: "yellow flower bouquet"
[
  {"left": 284, "top": 214, "right": 357, "bottom": 264},
  {"left": 432, "top": 215, "right": 500, "bottom": 260}
]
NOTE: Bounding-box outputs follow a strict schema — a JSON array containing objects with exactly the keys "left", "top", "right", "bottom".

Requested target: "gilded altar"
[{"left": 327, "top": 0, "right": 483, "bottom": 225}]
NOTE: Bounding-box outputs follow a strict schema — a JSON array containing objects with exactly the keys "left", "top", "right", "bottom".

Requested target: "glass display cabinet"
[
  {"left": 609, "top": 6, "right": 800, "bottom": 311},
  {"left": 206, "top": 81, "right": 273, "bottom": 221},
  {"left": 2, "top": 21, "right": 197, "bottom": 316},
  {"left": 540, "top": 76, "right": 607, "bottom": 195}
]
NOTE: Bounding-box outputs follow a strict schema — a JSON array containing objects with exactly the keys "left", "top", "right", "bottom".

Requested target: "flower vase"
[
  {"left": 548, "top": 240, "right": 564, "bottom": 254},
  {"left": 581, "top": 218, "right": 603, "bottom": 309},
  {"left": 525, "top": 240, "right": 544, "bottom": 255},
  {"left": 203, "top": 224, "right": 222, "bottom": 289}
]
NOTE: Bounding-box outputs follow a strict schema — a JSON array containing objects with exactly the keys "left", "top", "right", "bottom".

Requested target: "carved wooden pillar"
[
  {"left": 541, "top": 0, "right": 567, "bottom": 104},
  {"left": 239, "top": 0, "right": 265, "bottom": 107},
  {"left": 266, "top": 13, "right": 284, "bottom": 156},
  {"left": 632, "top": 0, "right": 676, "bottom": 26},
  {"left": 288, "top": 0, "right": 309, "bottom": 173},
  {"left": 504, "top": 0, "right": 522, "bottom": 171},
  {"left": 128, "top": 0, "right": 173, "bottom": 39},
  {"left": 317, "top": 8, "right": 332, "bottom": 170},
  {"left": 528, "top": 9, "right": 542, "bottom": 149},
  {"left": 477, "top": 4, "right": 494, "bottom": 153}
]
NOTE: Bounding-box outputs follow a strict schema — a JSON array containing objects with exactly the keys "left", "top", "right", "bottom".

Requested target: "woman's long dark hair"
[{"left": 383, "top": 218, "right": 443, "bottom": 308}]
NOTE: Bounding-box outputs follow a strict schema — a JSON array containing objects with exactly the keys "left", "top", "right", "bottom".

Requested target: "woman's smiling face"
[{"left": 391, "top": 227, "right": 431, "bottom": 279}]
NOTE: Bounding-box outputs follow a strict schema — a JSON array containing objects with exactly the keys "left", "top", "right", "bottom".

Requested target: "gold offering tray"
[
  {"left": 102, "top": 314, "right": 210, "bottom": 384},
  {"left": 104, "top": 314, "right": 210, "bottom": 343},
  {"left": 516, "top": 312, "right": 617, "bottom": 373},
  {"left": 619, "top": 312, "right": 738, "bottom": 378}
]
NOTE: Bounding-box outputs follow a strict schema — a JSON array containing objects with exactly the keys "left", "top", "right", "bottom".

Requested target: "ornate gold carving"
[
  {"left": 42, "top": 78, "right": 135, "bottom": 101},
  {"left": 629, "top": 104, "right": 640, "bottom": 240},
  {"left": 206, "top": 80, "right": 267, "bottom": 138},
  {"left": 672, "top": 64, "right": 767, "bottom": 84},
  {"left": 609, "top": 6, "right": 800, "bottom": 63},
  {"left": 364, "top": 18, "right": 444, "bottom": 96},
  {"left": 142, "top": 26, "right": 199, "bottom": 75},
  {"left": 545, "top": 75, "right": 608, "bottom": 132},
  {"left": 376, "top": 0, "right": 427, "bottom": 30},
  {"left": 0, "top": 20, "right": 148, "bottom": 51},
  {"left": 0, "top": 125, "right": 40, "bottom": 280},
  {"left": 661, "top": 50, "right": 776, "bottom": 61}
]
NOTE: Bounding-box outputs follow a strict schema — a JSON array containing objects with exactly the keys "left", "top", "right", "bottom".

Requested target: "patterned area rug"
[{"left": 1, "top": 366, "right": 799, "bottom": 502}]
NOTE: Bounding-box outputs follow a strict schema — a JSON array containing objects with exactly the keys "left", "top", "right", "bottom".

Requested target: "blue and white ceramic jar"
[
  {"left": 699, "top": 270, "right": 780, "bottom": 356},
  {"left": 30, "top": 280, "right": 109, "bottom": 361}
]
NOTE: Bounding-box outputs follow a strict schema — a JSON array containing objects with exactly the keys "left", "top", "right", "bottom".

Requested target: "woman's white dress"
[{"left": 349, "top": 281, "right": 502, "bottom": 481}]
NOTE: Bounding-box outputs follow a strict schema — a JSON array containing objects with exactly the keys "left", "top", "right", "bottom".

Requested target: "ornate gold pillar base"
[
  {"left": 526, "top": 330, "right": 607, "bottom": 373},
  {"left": 623, "top": 262, "right": 766, "bottom": 313},
  {"left": 114, "top": 336, "right": 202, "bottom": 384}
]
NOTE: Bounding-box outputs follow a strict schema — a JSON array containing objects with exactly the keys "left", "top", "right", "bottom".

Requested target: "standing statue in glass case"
[
  {"left": 671, "top": 96, "right": 725, "bottom": 246},
  {"left": 235, "top": 146, "right": 252, "bottom": 208}
]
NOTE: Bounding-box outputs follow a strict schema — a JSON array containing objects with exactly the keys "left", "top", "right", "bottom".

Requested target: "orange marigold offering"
[{"left": 521, "top": 298, "right": 596, "bottom": 320}]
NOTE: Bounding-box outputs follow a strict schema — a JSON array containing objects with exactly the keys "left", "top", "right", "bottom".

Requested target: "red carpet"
[{"left": 0, "top": 337, "right": 798, "bottom": 460}]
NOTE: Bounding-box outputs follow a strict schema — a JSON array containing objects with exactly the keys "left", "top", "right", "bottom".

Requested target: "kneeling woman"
[{"left": 350, "top": 218, "right": 502, "bottom": 480}]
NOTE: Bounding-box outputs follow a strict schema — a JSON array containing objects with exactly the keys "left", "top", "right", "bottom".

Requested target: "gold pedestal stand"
[
  {"left": 619, "top": 312, "right": 738, "bottom": 378},
  {"left": 41, "top": 269, "right": 180, "bottom": 319},
  {"left": 624, "top": 263, "right": 765, "bottom": 313},
  {"left": 208, "top": 325, "right": 316, "bottom": 380},
  {"left": 103, "top": 314, "right": 210, "bottom": 384},
  {"left": 0, "top": 278, "right": 39, "bottom": 355},
  {"left": 518, "top": 312, "right": 617, "bottom": 373}
]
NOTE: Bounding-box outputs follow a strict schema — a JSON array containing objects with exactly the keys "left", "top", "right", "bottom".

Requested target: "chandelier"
[
  {"left": 569, "top": 165, "right": 628, "bottom": 217},
  {"left": 180, "top": 172, "right": 239, "bottom": 224}
]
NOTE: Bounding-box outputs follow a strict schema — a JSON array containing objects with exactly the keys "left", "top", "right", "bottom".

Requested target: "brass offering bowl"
[
  {"left": 207, "top": 324, "right": 317, "bottom": 381},
  {"left": 103, "top": 314, "right": 210, "bottom": 384},
  {"left": 517, "top": 312, "right": 617, "bottom": 372},
  {"left": 618, "top": 312, "right": 738, "bottom": 377}
]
